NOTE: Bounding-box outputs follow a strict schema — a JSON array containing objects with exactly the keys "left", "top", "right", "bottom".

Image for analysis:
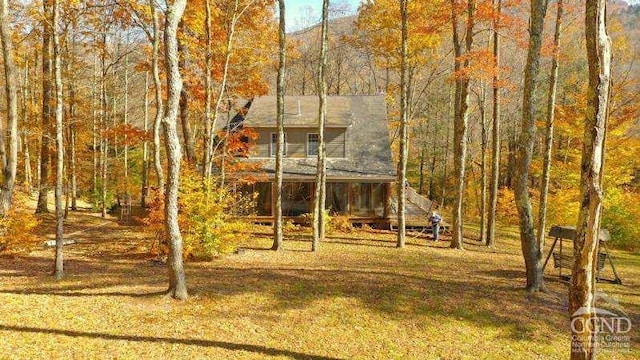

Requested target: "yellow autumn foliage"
[
  {"left": 0, "top": 191, "right": 40, "bottom": 254},
  {"left": 144, "top": 168, "right": 254, "bottom": 260}
]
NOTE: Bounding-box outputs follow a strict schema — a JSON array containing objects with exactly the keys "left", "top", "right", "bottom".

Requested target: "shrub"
[
  {"left": 299, "top": 210, "right": 332, "bottom": 233},
  {"left": 144, "top": 168, "right": 253, "bottom": 260},
  {"left": 0, "top": 191, "right": 40, "bottom": 254},
  {"left": 330, "top": 214, "right": 353, "bottom": 233}
]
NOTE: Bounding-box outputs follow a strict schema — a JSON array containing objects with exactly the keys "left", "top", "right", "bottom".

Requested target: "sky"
[{"left": 284, "top": 0, "right": 363, "bottom": 31}]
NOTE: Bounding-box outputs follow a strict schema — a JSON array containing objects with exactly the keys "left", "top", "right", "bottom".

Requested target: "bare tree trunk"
[
  {"left": 163, "top": 0, "right": 188, "bottom": 301},
  {"left": 52, "top": 0, "right": 64, "bottom": 280},
  {"left": 177, "top": 20, "right": 196, "bottom": 163},
  {"left": 570, "top": 0, "right": 610, "bottom": 357},
  {"left": 478, "top": 83, "right": 487, "bottom": 245},
  {"left": 486, "top": 0, "right": 502, "bottom": 248},
  {"left": 450, "top": 0, "right": 475, "bottom": 250},
  {"left": 313, "top": 0, "right": 329, "bottom": 251},
  {"left": 141, "top": 72, "right": 150, "bottom": 207},
  {"left": 537, "top": 0, "right": 563, "bottom": 249},
  {"left": 515, "top": 0, "right": 548, "bottom": 293},
  {"left": 150, "top": 0, "right": 165, "bottom": 190},
  {"left": 123, "top": 42, "right": 129, "bottom": 193},
  {"left": 0, "top": 0, "right": 19, "bottom": 215},
  {"left": 203, "top": 0, "right": 213, "bottom": 177},
  {"left": 65, "top": 33, "right": 77, "bottom": 211},
  {"left": 205, "top": 0, "right": 243, "bottom": 178},
  {"left": 272, "top": 0, "right": 286, "bottom": 251},
  {"left": 37, "top": 0, "right": 53, "bottom": 214},
  {"left": 396, "top": 0, "right": 409, "bottom": 248},
  {"left": 22, "top": 61, "right": 33, "bottom": 190},
  {"left": 100, "top": 31, "right": 108, "bottom": 218},
  {"left": 92, "top": 53, "right": 98, "bottom": 203}
]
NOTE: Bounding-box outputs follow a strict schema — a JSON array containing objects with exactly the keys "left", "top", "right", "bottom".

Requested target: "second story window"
[
  {"left": 270, "top": 133, "right": 287, "bottom": 157},
  {"left": 307, "top": 133, "right": 319, "bottom": 156}
]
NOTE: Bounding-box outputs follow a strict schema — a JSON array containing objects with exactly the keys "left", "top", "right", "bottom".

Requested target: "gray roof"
[
  {"left": 243, "top": 96, "right": 352, "bottom": 127},
  {"left": 239, "top": 95, "right": 396, "bottom": 181}
]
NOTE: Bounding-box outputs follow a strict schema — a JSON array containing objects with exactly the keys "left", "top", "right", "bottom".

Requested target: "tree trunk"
[
  {"left": 150, "top": 0, "right": 165, "bottom": 190},
  {"left": 450, "top": 0, "right": 475, "bottom": 250},
  {"left": 177, "top": 21, "right": 196, "bottom": 164},
  {"left": 537, "top": 0, "right": 563, "bottom": 250},
  {"left": 92, "top": 53, "right": 98, "bottom": 204},
  {"left": 22, "top": 61, "right": 33, "bottom": 190},
  {"left": 163, "top": 0, "right": 188, "bottom": 301},
  {"left": 0, "top": 0, "right": 19, "bottom": 215},
  {"left": 486, "top": 0, "right": 502, "bottom": 248},
  {"left": 100, "top": 31, "right": 108, "bottom": 218},
  {"left": 569, "top": 0, "right": 610, "bottom": 357},
  {"left": 313, "top": 0, "right": 329, "bottom": 251},
  {"left": 37, "top": 0, "right": 53, "bottom": 214},
  {"left": 141, "top": 72, "right": 150, "bottom": 208},
  {"left": 272, "top": 0, "right": 286, "bottom": 251},
  {"left": 396, "top": 0, "right": 409, "bottom": 248},
  {"left": 123, "top": 42, "right": 129, "bottom": 193},
  {"left": 515, "top": 0, "right": 548, "bottom": 293},
  {"left": 478, "top": 83, "right": 487, "bottom": 245},
  {"left": 203, "top": 0, "right": 213, "bottom": 177},
  {"left": 205, "top": 0, "right": 241, "bottom": 178},
  {"left": 52, "top": 0, "right": 64, "bottom": 280}
]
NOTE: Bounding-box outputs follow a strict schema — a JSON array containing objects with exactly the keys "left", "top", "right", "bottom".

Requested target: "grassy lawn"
[{"left": 0, "top": 211, "right": 638, "bottom": 359}]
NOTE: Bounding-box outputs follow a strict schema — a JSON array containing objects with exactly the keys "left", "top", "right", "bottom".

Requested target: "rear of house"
[{"left": 229, "top": 95, "right": 396, "bottom": 226}]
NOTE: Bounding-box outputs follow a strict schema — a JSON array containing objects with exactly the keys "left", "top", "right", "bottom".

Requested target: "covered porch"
[{"left": 238, "top": 181, "right": 392, "bottom": 225}]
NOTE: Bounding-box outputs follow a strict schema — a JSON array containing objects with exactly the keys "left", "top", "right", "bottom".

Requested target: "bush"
[
  {"left": 330, "top": 214, "right": 353, "bottom": 233},
  {"left": 144, "top": 169, "right": 253, "bottom": 260},
  {"left": 299, "top": 210, "right": 332, "bottom": 233},
  {"left": 0, "top": 191, "right": 40, "bottom": 254}
]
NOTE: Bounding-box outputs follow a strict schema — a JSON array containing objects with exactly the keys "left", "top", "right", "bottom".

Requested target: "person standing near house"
[{"left": 429, "top": 211, "right": 442, "bottom": 241}]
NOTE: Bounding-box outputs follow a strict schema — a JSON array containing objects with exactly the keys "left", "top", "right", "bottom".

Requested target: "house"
[{"left": 230, "top": 95, "right": 396, "bottom": 226}]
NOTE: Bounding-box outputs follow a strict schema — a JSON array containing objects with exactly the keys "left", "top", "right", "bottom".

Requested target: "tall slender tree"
[
  {"left": 396, "top": 0, "right": 409, "bottom": 248},
  {"left": 150, "top": 0, "right": 165, "bottom": 191},
  {"left": 0, "top": 0, "right": 19, "bottom": 215},
  {"left": 163, "top": 0, "right": 188, "bottom": 300},
  {"left": 450, "top": 0, "right": 475, "bottom": 250},
  {"left": 141, "top": 72, "right": 150, "bottom": 207},
  {"left": 272, "top": 0, "right": 286, "bottom": 251},
  {"left": 52, "top": 0, "right": 64, "bottom": 279},
  {"left": 569, "top": 0, "right": 611, "bottom": 357},
  {"left": 486, "top": 0, "right": 502, "bottom": 248},
  {"left": 537, "top": 0, "right": 563, "bottom": 250},
  {"left": 515, "top": 0, "right": 549, "bottom": 292},
  {"left": 312, "top": 0, "right": 329, "bottom": 251},
  {"left": 37, "top": 0, "right": 53, "bottom": 214}
]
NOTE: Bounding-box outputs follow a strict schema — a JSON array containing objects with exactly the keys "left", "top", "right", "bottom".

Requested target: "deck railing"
[{"left": 406, "top": 186, "right": 435, "bottom": 214}]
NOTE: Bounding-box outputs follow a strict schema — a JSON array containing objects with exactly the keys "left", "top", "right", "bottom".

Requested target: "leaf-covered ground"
[{"left": 1, "top": 210, "right": 638, "bottom": 359}]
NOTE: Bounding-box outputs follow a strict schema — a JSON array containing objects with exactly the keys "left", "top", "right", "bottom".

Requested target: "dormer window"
[
  {"left": 307, "top": 133, "right": 319, "bottom": 156},
  {"left": 270, "top": 133, "right": 287, "bottom": 157}
]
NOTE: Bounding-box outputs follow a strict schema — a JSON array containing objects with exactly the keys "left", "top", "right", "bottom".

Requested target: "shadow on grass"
[
  {"left": 0, "top": 289, "right": 167, "bottom": 298},
  {"left": 0, "top": 324, "right": 342, "bottom": 360}
]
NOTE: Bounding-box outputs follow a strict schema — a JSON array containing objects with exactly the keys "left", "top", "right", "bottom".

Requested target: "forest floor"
[{"left": 0, "top": 209, "right": 638, "bottom": 359}]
